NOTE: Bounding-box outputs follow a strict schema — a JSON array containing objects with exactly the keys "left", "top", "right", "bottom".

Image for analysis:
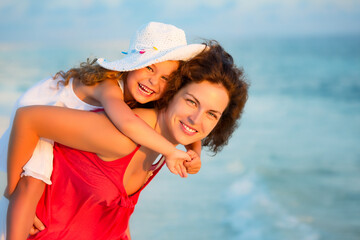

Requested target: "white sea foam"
[{"left": 225, "top": 172, "right": 320, "bottom": 240}]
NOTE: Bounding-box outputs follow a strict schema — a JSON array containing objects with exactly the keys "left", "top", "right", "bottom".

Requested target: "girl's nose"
[{"left": 149, "top": 76, "right": 160, "bottom": 86}]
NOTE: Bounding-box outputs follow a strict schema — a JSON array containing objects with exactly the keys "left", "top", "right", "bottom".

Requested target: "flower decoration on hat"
[{"left": 122, "top": 45, "right": 158, "bottom": 55}]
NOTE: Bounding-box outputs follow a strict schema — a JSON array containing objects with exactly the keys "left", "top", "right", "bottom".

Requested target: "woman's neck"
[{"left": 156, "top": 110, "right": 179, "bottom": 147}]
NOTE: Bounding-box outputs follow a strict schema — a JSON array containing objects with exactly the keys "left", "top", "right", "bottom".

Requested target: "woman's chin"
[{"left": 176, "top": 137, "right": 198, "bottom": 147}]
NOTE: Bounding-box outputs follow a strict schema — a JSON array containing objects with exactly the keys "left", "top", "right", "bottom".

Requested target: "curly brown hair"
[
  {"left": 157, "top": 41, "right": 249, "bottom": 154},
  {"left": 53, "top": 58, "right": 127, "bottom": 86}
]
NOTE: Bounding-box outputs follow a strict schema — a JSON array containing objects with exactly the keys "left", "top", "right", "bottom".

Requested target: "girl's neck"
[
  {"left": 123, "top": 82, "right": 133, "bottom": 102},
  {"left": 121, "top": 79, "right": 135, "bottom": 102}
]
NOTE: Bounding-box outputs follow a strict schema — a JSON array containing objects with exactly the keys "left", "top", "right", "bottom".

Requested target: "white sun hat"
[{"left": 97, "top": 22, "right": 205, "bottom": 72}]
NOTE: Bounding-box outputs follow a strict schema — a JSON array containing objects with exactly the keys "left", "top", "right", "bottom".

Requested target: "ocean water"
[{"left": 0, "top": 35, "right": 359, "bottom": 240}]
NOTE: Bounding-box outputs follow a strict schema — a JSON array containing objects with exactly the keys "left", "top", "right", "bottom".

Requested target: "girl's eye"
[
  {"left": 161, "top": 76, "right": 169, "bottom": 81},
  {"left": 146, "top": 66, "right": 154, "bottom": 72}
]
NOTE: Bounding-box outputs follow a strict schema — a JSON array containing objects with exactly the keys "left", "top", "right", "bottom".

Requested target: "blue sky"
[{"left": 0, "top": 0, "right": 360, "bottom": 44}]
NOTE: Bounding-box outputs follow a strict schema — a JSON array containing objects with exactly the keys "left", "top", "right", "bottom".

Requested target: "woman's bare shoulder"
[{"left": 132, "top": 108, "right": 158, "bottom": 129}]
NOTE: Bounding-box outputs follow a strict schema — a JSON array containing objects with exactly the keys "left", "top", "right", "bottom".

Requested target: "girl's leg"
[{"left": 7, "top": 176, "right": 45, "bottom": 240}]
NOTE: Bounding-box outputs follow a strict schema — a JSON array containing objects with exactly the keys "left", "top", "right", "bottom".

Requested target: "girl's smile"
[
  {"left": 124, "top": 61, "right": 179, "bottom": 103},
  {"left": 138, "top": 82, "right": 155, "bottom": 96}
]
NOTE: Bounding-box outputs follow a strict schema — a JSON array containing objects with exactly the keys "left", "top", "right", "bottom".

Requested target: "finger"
[
  {"left": 182, "top": 151, "right": 191, "bottom": 162},
  {"left": 175, "top": 164, "right": 183, "bottom": 178},
  {"left": 183, "top": 160, "right": 191, "bottom": 169},
  {"left": 185, "top": 160, "right": 201, "bottom": 174},
  {"left": 170, "top": 167, "right": 178, "bottom": 175},
  {"left": 186, "top": 150, "right": 195, "bottom": 158},
  {"left": 186, "top": 150, "right": 198, "bottom": 161},
  {"left": 29, "top": 226, "right": 39, "bottom": 235},
  {"left": 171, "top": 167, "right": 178, "bottom": 175},
  {"left": 33, "top": 215, "right": 45, "bottom": 231},
  {"left": 180, "top": 164, "right": 188, "bottom": 178},
  {"left": 177, "top": 163, "right": 187, "bottom": 178}
]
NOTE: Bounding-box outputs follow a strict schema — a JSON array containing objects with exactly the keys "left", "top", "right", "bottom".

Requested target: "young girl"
[{"left": 0, "top": 22, "right": 204, "bottom": 239}]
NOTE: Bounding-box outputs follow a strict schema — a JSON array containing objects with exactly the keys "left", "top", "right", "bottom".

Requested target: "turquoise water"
[{"left": 0, "top": 36, "right": 359, "bottom": 239}]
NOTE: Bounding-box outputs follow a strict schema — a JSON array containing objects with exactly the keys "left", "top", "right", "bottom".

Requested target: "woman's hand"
[
  {"left": 29, "top": 215, "right": 45, "bottom": 235},
  {"left": 184, "top": 150, "right": 201, "bottom": 174}
]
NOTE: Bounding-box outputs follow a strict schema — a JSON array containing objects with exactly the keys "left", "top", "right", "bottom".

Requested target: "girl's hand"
[
  {"left": 29, "top": 215, "right": 45, "bottom": 235},
  {"left": 165, "top": 149, "right": 190, "bottom": 178},
  {"left": 184, "top": 150, "right": 201, "bottom": 174}
]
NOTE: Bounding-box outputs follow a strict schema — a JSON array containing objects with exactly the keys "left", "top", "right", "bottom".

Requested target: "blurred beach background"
[{"left": 0, "top": 1, "right": 359, "bottom": 239}]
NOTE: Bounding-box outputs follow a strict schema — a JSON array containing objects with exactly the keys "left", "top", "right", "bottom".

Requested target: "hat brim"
[{"left": 97, "top": 44, "right": 205, "bottom": 72}]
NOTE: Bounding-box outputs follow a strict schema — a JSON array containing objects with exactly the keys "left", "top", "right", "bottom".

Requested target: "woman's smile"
[{"left": 180, "top": 121, "right": 198, "bottom": 136}]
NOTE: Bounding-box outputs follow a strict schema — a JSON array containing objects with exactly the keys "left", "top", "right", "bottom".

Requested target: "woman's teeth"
[
  {"left": 139, "top": 83, "right": 154, "bottom": 96},
  {"left": 181, "top": 122, "right": 197, "bottom": 133}
]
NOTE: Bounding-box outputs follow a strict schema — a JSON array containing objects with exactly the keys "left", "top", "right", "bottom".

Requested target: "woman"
[{"left": 5, "top": 42, "right": 249, "bottom": 239}]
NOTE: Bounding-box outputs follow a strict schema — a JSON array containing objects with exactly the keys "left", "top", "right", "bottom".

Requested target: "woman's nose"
[{"left": 189, "top": 111, "right": 202, "bottom": 125}]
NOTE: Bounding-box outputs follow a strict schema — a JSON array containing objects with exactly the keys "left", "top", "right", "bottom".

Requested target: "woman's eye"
[
  {"left": 208, "top": 112, "right": 218, "bottom": 119},
  {"left": 146, "top": 66, "right": 154, "bottom": 72},
  {"left": 161, "top": 76, "right": 169, "bottom": 81}
]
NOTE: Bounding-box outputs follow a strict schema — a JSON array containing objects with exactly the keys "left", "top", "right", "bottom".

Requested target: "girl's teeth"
[{"left": 139, "top": 83, "right": 154, "bottom": 95}]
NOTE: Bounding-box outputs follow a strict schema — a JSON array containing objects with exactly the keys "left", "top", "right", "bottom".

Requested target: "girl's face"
[
  {"left": 162, "top": 81, "right": 230, "bottom": 146},
  {"left": 124, "top": 60, "right": 179, "bottom": 103}
]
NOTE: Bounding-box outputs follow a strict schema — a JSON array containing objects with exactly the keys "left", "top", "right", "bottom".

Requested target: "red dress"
[{"left": 28, "top": 143, "right": 164, "bottom": 240}]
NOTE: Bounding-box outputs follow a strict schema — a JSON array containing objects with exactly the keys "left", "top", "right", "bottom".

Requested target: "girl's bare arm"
[{"left": 93, "top": 80, "right": 190, "bottom": 177}]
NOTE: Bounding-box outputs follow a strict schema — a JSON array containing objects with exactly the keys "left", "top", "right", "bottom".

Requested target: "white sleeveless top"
[{"left": 0, "top": 76, "right": 108, "bottom": 184}]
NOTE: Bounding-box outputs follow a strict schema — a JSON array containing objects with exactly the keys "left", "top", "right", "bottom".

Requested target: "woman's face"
[
  {"left": 163, "top": 81, "right": 230, "bottom": 145},
  {"left": 124, "top": 60, "right": 179, "bottom": 103}
]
